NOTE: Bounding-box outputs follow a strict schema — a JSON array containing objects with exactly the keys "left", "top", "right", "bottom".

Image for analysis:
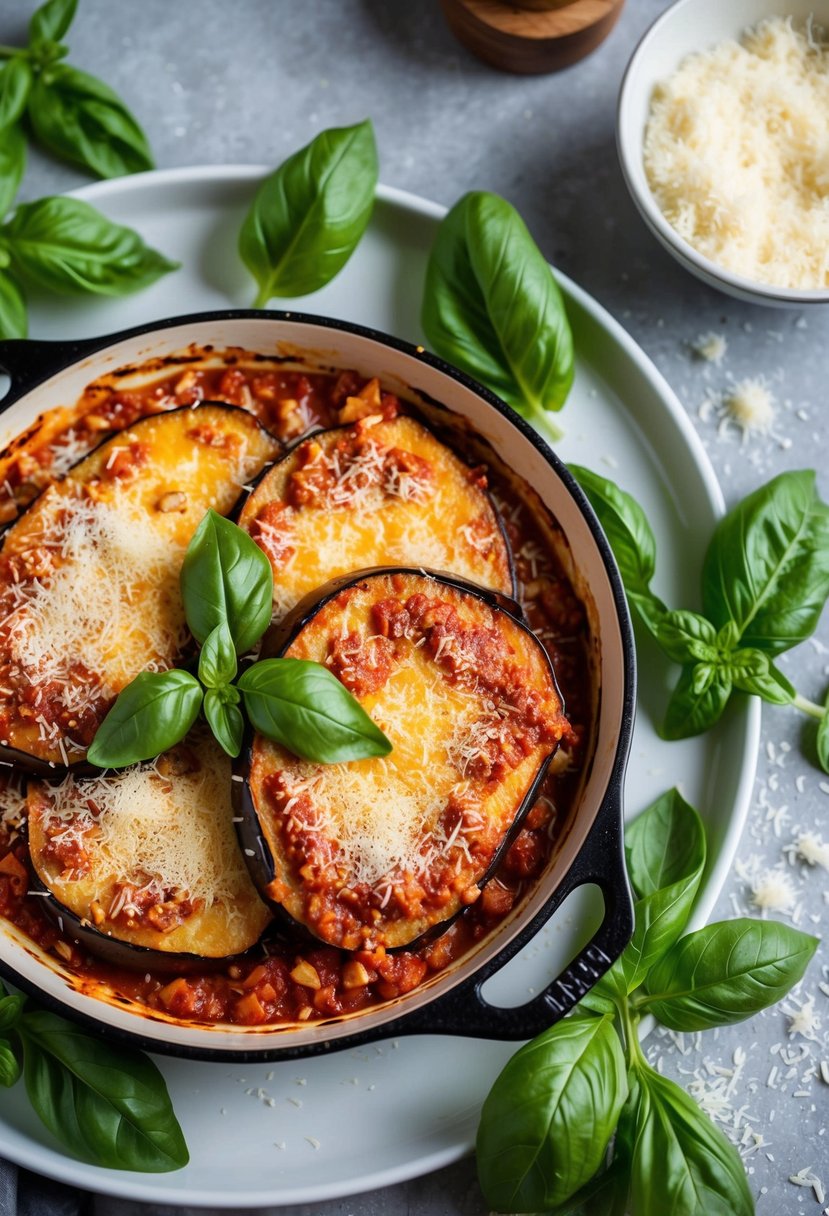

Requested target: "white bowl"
[{"left": 617, "top": 0, "right": 829, "bottom": 307}]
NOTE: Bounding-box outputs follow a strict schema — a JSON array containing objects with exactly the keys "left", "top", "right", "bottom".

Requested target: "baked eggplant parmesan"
[
  {"left": 238, "top": 415, "right": 514, "bottom": 620},
  {"left": 27, "top": 733, "right": 271, "bottom": 965},
  {"left": 0, "top": 405, "right": 279, "bottom": 770},
  {"left": 239, "top": 569, "right": 570, "bottom": 950}
]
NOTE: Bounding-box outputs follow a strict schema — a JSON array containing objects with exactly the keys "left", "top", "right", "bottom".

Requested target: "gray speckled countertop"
[{"left": 5, "top": 0, "right": 829, "bottom": 1212}]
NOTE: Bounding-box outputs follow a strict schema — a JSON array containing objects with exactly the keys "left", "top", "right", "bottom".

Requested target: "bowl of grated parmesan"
[{"left": 617, "top": 0, "right": 829, "bottom": 305}]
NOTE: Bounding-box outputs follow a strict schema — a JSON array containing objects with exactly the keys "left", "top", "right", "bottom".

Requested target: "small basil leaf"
[
  {"left": 198, "top": 621, "right": 237, "bottom": 689},
  {"left": 27, "top": 65, "right": 153, "bottom": 178},
  {"left": 655, "top": 609, "right": 718, "bottom": 664},
  {"left": 0, "top": 993, "right": 25, "bottom": 1032},
  {"left": 728, "top": 648, "right": 796, "bottom": 705},
  {"left": 20, "top": 1010, "right": 188, "bottom": 1171},
  {"left": 613, "top": 871, "right": 706, "bottom": 995},
  {"left": 203, "top": 688, "right": 244, "bottom": 759},
  {"left": 569, "top": 465, "right": 666, "bottom": 637},
  {"left": 0, "top": 59, "right": 33, "bottom": 131},
  {"left": 817, "top": 688, "right": 829, "bottom": 774},
  {"left": 625, "top": 788, "right": 706, "bottom": 900},
  {"left": 423, "top": 191, "right": 574, "bottom": 434},
  {"left": 0, "top": 124, "right": 26, "bottom": 218},
  {"left": 0, "top": 1040, "right": 19, "bottom": 1088},
  {"left": 29, "top": 0, "right": 78, "bottom": 44},
  {"left": 644, "top": 918, "right": 818, "bottom": 1031},
  {"left": 87, "top": 670, "right": 202, "bottom": 768},
  {"left": 3, "top": 197, "right": 177, "bottom": 295},
  {"left": 239, "top": 119, "right": 378, "bottom": 305},
  {"left": 660, "top": 664, "right": 732, "bottom": 741},
  {"left": 181, "top": 509, "right": 273, "bottom": 656},
  {"left": 576, "top": 986, "right": 617, "bottom": 1016},
  {"left": 630, "top": 1066, "right": 753, "bottom": 1216},
  {"left": 0, "top": 269, "right": 27, "bottom": 340},
  {"left": 238, "top": 658, "right": 392, "bottom": 763},
  {"left": 702, "top": 469, "right": 829, "bottom": 655},
  {"left": 476, "top": 1014, "right": 628, "bottom": 1212}
]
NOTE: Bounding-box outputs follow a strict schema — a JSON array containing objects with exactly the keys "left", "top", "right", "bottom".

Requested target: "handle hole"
[{"left": 478, "top": 884, "right": 605, "bottom": 1010}]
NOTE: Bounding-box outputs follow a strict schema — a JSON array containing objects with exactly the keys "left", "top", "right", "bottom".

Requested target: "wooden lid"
[{"left": 439, "top": 0, "right": 626, "bottom": 75}]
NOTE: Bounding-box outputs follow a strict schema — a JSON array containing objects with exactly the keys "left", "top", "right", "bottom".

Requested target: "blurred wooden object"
[{"left": 439, "top": 0, "right": 626, "bottom": 74}]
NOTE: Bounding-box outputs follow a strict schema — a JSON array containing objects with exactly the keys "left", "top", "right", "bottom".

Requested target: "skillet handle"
[
  {"left": 392, "top": 776, "right": 633, "bottom": 1040},
  {"left": 0, "top": 337, "right": 102, "bottom": 411}
]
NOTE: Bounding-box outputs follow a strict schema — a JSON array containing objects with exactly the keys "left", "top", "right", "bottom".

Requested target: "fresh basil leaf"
[
  {"left": 660, "top": 663, "right": 732, "bottom": 741},
  {"left": 29, "top": 0, "right": 77, "bottom": 44},
  {"left": 181, "top": 509, "right": 273, "bottom": 656},
  {"left": 0, "top": 1040, "right": 19, "bottom": 1088},
  {"left": 198, "top": 621, "right": 237, "bottom": 689},
  {"left": 27, "top": 65, "right": 153, "bottom": 178},
  {"left": 476, "top": 1014, "right": 628, "bottom": 1212},
  {"left": 655, "top": 610, "right": 718, "bottom": 664},
  {"left": 423, "top": 191, "right": 574, "bottom": 436},
  {"left": 20, "top": 1010, "right": 188, "bottom": 1171},
  {"left": 0, "top": 124, "right": 26, "bottom": 218},
  {"left": 615, "top": 875, "right": 706, "bottom": 995},
  {"left": 538, "top": 1159, "right": 629, "bottom": 1216},
  {"left": 239, "top": 119, "right": 378, "bottom": 305},
  {"left": 630, "top": 1066, "right": 752, "bottom": 1216},
  {"left": 728, "top": 647, "right": 796, "bottom": 705},
  {"left": 702, "top": 469, "right": 829, "bottom": 656},
  {"left": 238, "top": 658, "right": 392, "bottom": 763},
  {"left": 203, "top": 688, "right": 244, "bottom": 759},
  {"left": 643, "top": 918, "right": 818, "bottom": 1031},
  {"left": 3, "top": 197, "right": 177, "bottom": 295},
  {"left": 0, "top": 269, "right": 26, "bottom": 339},
  {"left": 0, "top": 993, "right": 25, "bottom": 1032},
  {"left": 625, "top": 788, "right": 706, "bottom": 900},
  {"left": 577, "top": 986, "right": 618, "bottom": 1016},
  {"left": 569, "top": 465, "right": 666, "bottom": 636},
  {"left": 818, "top": 688, "right": 829, "bottom": 774},
  {"left": 87, "top": 670, "right": 202, "bottom": 768},
  {"left": 0, "top": 59, "right": 32, "bottom": 131}
]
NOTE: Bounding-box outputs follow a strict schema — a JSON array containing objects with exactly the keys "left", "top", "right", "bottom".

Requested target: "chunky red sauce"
[{"left": 0, "top": 353, "right": 590, "bottom": 1029}]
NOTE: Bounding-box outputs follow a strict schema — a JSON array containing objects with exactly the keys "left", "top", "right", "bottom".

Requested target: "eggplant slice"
[
  {"left": 238, "top": 415, "right": 515, "bottom": 621},
  {"left": 27, "top": 733, "right": 272, "bottom": 967},
  {"left": 239, "top": 569, "right": 570, "bottom": 951},
  {"left": 0, "top": 404, "right": 280, "bottom": 770}
]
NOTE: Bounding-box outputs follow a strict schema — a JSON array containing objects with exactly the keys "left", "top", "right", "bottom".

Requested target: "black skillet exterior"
[
  {"left": 233, "top": 565, "right": 565, "bottom": 952},
  {"left": 0, "top": 310, "right": 636, "bottom": 1062}
]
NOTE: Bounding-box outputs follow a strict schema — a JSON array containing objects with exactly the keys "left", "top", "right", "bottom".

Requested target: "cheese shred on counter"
[{"left": 644, "top": 17, "right": 829, "bottom": 289}]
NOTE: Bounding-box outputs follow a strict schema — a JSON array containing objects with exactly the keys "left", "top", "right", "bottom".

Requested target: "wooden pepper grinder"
[{"left": 439, "top": 0, "right": 626, "bottom": 75}]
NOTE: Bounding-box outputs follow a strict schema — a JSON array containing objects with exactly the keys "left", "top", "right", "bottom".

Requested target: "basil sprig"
[
  {"left": 0, "top": 986, "right": 187, "bottom": 1172},
  {"left": 571, "top": 465, "right": 829, "bottom": 769},
  {"left": 238, "top": 119, "right": 379, "bottom": 306},
  {"left": 478, "top": 789, "right": 817, "bottom": 1214},
  {"left": 421, "top": 190, "right": 574, "bottom": 443},
  {"left": 0, "top": 0, "right": 153, "bottom": 180},
  {"left": 89, "top": 509, "right": 392, "bottom": 767}
]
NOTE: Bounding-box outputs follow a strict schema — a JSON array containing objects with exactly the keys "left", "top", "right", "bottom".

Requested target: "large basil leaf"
[
  {"left": 615, "top": 873, "right": 706, "bottom": 995},
  {"left": 661, "top": 663, "right": 733, "bottom": 740},
  {"left": 29, "top": 0, "right": 77, "bottom": 44},
  {"left": 476, "top": 1014, "right": 627, "bottom": 1212},
  {"left": 0, "top": 59, "right": 33, "bottom": 131},
  {"left": 630, "top": 1067, "right": 752, "bottom": 1216},
  {"left": 0, "top": 124, "right": 26, "bottom": 218},
  {"left": 27, "top": 65, "right": 153, "bottom": 178},
  {"left": 238, "top": 119, "right": 378, "bottom": 305},
  {"left": 87, "top": 670, "right": 203, "bottom": 768},
  {"left": 3, "top": 197, "right": 177, "bottom": 295},
  {"left": 569, "top": 465, "right": 666, "bottom": 636},
  {"left": 181, "top": 509, "right": 273, "bottom": 656},
  {"left": 643, "top": 918, "right": 818, "bottom": 1031},
  {"left": 20, "top": 1010, "right": 188, "bottom": 1171},
  {"left": 0, "top": 269, "right": 26, "bottom": 340},
  {"left": 625, "top": 788, "right": 706, "bottom": 900},
  {"left": 238, "top": 658, "right": 392, "bottom": 763},
  {"left": 422, "top": 191, "right": 574, "bottom": 436},
  {"left": 702, "top": 469, "right": 829, "bottom": 655},
  {"left": 203, "top": 688, "right": 244, "bottom": 759}
]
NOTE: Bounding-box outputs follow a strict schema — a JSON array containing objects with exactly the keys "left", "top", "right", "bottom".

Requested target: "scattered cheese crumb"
[
  {"left": 724, "top": 378, "right": 776, "bottom": 435},
  {"left": 784, "top": 995, "right": 823, "bottom": 1042},
  {"left": 790, "top": 1166, "right": 826, "bottom": 1205},
  {"left": 750, "top": 866, "right": 798, "bottom": 913},
  {"left": 693, "top": 331, "right": 728, "bottom": 364},
  {"left": 794, "top": 831, "right": 829, "bottom": 871}
]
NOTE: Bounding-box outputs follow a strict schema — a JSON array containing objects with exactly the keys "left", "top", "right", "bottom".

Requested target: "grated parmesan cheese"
[
  {"left": 644, "top": 17, "right": 829, "bottom": 289},
  {"left": 693, "top": 331, "right": 728, "bottom": 364},
  {"left": 724, "top": 378, "right": 776, "bottom": 435}
]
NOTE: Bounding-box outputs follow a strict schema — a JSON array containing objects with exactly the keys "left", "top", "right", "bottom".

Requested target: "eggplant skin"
[
  {"left": 240, "top": 568, "right": 570, "bottom": 951},
  {"left": 238, "top": 414, "right": 516, "bottom": 622},
  {"left": 0, "top": 404, "right": 280, "bottom": 772},
  {"left": 26, "top": 736, "right": 272, "bottom": 968}
]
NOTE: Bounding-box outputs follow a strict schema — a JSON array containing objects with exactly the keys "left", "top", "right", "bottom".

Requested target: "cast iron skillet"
[{"left": 0, "top": 310, "right": 635, "bottom": 1062}]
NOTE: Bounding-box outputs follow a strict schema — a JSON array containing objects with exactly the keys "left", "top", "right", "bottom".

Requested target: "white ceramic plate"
[{"left": 0, "top": 169, "right": 760, "bottom": 1206}]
